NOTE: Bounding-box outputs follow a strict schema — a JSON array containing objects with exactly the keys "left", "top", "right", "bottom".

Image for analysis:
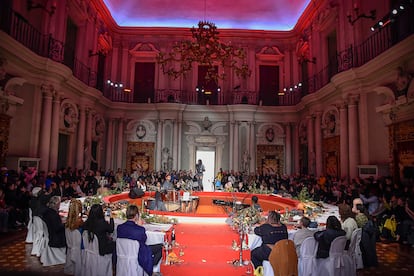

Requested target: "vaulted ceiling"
[{"left": 102, "top": 0, "right": 311, "bottom": 31}]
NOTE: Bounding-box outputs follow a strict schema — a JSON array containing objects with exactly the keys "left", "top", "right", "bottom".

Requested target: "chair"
[
  {"left": 263, "top": 239, "right": 298, "bottom": 276},
  {"left": 81, "top": 230, "right": 112, "bottom": 276},
  {"left": 39, "top": 220, "right": 66, "bottom": 266},
  {"left": 25, "top": 208, "right": 33, "bottom": 243},
  {"left": 317, "top": 235, "right": 352, "bottom": 276},
  {"left": 298, "top": 237, "right": 318, "bottom": 276},
  {"left": 346, "top": 228, "right": 363, "bottom": 270},
  {"left": 116, "top": 238, "right": 146, "bottom": 276},
  {"left": 64, "top": 228, "right": 83, "bottom": 275},
  {"left": 31, "top": 216, "right": 47, "bottom": 257}
]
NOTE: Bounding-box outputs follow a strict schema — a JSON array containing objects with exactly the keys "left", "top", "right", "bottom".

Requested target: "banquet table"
[
  {"left": 59, "top": 199, "right": 172, "bottom": 246},
  {"left": 247, "top": 202, "right": 338, "bottom": 250}
]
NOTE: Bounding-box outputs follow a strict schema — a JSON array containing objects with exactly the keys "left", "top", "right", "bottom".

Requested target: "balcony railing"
[{"left": 1, "top": 2, "right": 413, "bottom": 106}]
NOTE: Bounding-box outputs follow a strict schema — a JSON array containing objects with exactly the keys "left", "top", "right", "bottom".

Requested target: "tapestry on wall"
[
  {"left": 127, "top": 142, "right": 155, "bottom": 173},
  {"left": 256, "top": 145, "right": 284, "bottom": 175},
  {"left": 323, "top": 136, "right": 340, "bottom": 179},
  {"left": 392, "top": 120, "right": 414, "bottom": 182}
]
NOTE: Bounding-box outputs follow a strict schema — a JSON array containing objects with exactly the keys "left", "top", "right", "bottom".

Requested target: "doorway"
[{"left": 196, "top": 149, "right": 215, "bottom": 192}]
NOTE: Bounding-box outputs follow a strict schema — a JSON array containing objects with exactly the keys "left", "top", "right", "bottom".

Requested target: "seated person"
[
  {"left": 42, "top": 196, "right": 66, "bottom": 248},
  {"left": 251, "top": 211, "right": 288, "bottom": 268},
  {"left": 251, "top": 196, "right": 262, "bottom": 212},
  {"left": 83, "top": 204, "right": 115, "bottom": 256},
  {"left": 338, "top": 203, "right": 357, "bottom": 246},
  {"left": 148, "top": 192, "right": 167, "bottom": 211},
  {"left": 314, "top": 215, "right": 346, "bottom": 258},
  {"left": 293, "top": 216, "right": 314, "bottom": 256},
  {"left": 117, "top": 205, "right": 163, "bottom": 276}
]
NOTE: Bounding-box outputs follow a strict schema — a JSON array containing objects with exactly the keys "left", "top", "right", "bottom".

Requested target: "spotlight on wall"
[{"left": 27, "top": 0, "right": 56, "bottom": 16}]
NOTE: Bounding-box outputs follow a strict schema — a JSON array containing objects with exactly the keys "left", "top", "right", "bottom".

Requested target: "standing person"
[
  {"left": 251, "top": 211, "right": 288, "bottom": 268},
  {"left": 195, "top": 159, "right": 205, "bottom": 191},
  {"left": 117, "top": 205, "right": 163, "bottom": 276}
]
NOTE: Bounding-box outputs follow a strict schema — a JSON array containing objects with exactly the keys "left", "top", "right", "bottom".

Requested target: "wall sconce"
[
  {"left": 347, "top": 6, "right": 376, "bottom": 25},
  {"left": 303, "top": 57, "right": 316, "bottom": 64},
  {"left": 27, "top": 0, "right": 56, "bottom": 16},
  {"left": 89, "top": 50, "right": 101, "bottom": 57}
]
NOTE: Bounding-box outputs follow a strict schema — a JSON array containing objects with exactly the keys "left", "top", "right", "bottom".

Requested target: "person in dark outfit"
[
  {"left": 314, "top": 215, "right": 346, "bottom": 258},
  {"left": 117, "top": 205, "right": 163, "bottom": 276},
  {"left": 83, "top": 204, "right": 115, "bottom": 256},
  {"left": 251, "top": 210, "right": 288, "bottom": 268},
  {"left": 42, "top": 196, "right": 66, "bottom": 248}
]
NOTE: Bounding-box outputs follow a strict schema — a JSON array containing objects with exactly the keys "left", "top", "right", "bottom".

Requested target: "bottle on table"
[{"left": 171, "top": 227, "right": 176, "bottom": 247}]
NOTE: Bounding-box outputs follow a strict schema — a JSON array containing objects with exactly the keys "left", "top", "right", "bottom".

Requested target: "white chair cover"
[
  {"left": 64, "top": 228, "right": 83, "bottom": 275},
  {"left": 116, "top": 238, "right": 146, "bottom": 276},
  {"left": 39, "top": 220, "right": 66, "bottom": 266},
  {"left": 81, "top": 231, "right": 112, "bottom": 276},
  {"left": 25, "top": 208, "right": 33, "bottom": 243},
  {"left": 31, "top": 216, "right": 47, "bottom": 257},
  {"left": 347, "top": 228, "right": 363, "bottom": 270},
  {"left": 298, "top": 237, "right": 318, "bottom": 276},
  {"left": 262, "top": 260, "right": 274, "bottom": 276},
  {"left": 317, "top": 235, "right": 348, "bottom": 276}
]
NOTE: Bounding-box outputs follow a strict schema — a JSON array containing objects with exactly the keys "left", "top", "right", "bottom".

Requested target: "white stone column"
[
  {"left": 177, "top": 120, "right": 182, "bottom": 169},
  {"left": 293, "top": 123, "right": 300, "bottom": 175},
  {"left": 229, "top": 121, "right": 234, "bottom": 169},
  {"left": 173, "top": 120, "right": 179, "bottom": 170},
  {"left": 307, "top": 115, "right": 315, "bottom": 175},
  {"left": 249, "top": 121, "right": 256, "bottom": 173},
  {"left": 76, "top": 104, "right": 86, "bottom": 170},
  {"left": 116, "top": 119, "right": 124, "bottom": 169},
  {"left": 314, "top": 112, "right": 323, "bottom": 177},
  {"left": 234, "top": 121, "right": 239, "bottom": 171},
  {"left": 84, "top": 108, "right": 93, "bottom": 170},
  {"left": 339, "top": 102, "right": 349, "bottom": 179},
  {"left": 156, "top": 120, "right": 163, "bottom": 170},
  {"left": 348, "top": 95, "right": 360, "bottom": 180},
  {"left": 49, "top": 92, "right": 61, "bottom": 171},
  {"left": 105, "top": 118, "right": 114, "bottom": 170},
  {"left": 38, "top": 85, "right": 53, "bottom": 172},
  {"left": 285, "top": 123, "right": 292, "bottom": 175}
]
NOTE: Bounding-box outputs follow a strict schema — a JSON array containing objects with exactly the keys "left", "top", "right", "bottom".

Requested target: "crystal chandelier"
[{"left": 157, "top": 21, "right": 251, "bottom": 83}]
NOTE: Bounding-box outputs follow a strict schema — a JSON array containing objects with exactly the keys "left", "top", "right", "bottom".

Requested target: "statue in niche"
[
  {"left": 395, "top": 67, "right": 413, "bottom": 97},
  {"left": 242, "top": 149, "right": 250, "bottom": 173},
  {"left": 162, "top": 147, "right": 172, "bottom": 171},
  {"left": 202, "top": 116, "right": 212, "bottom": 131},
  {"left": 324, "top": 112, "right": 336, "bottom": 135}
]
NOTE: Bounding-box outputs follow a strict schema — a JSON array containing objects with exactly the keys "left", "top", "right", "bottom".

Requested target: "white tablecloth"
[{"left": 59, "top": 199, "right": 171, "bottom": 246}]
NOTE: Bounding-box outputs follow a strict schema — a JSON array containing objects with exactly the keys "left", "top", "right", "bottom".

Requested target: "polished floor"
[{"left": 0, "top": 227, "right": 413, "bottom": 276}]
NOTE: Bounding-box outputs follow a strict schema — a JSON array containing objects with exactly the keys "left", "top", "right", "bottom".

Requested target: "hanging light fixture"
[{"left": 157, "top": 21, "right": 251, "bottom": 83}]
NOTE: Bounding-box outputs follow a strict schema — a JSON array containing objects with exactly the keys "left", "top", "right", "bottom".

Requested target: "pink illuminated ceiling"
[{"left": 102, "top": 0, "right": 311, "bottom": 31}]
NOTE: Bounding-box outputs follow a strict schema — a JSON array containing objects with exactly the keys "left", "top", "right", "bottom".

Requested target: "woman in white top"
[{"left": 339, "top": 203, "right": 358, "bottom": 248}]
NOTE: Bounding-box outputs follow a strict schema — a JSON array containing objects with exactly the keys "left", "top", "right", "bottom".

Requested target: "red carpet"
[{"left": 161, "top": 223, "right": 253, "bottom": 276}]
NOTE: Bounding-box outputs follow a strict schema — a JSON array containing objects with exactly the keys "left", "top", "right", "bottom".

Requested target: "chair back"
[
  {"left": 298, "top": 237, "right": 318, "bottom": 276},
  {"left": 31, "top": 216, "right": 47, "bottom": 257},
  {"left": 39, "top": 220, "right": 66, "bottom": 266},
  {"left": 269, "top": 239, "right": 298, "bottom": 276},
  {"left": 316, "top": 235, "right": 352, "bottom": 276},
  {"left": 116, "top": 238, "right": 145, "bottom": 276},
  {"left": 25, "top": 208, "right": 33, "bottom": 243},
  {"left": 81, "top": 231, "right": 112, "bottom": 276},
  {"left": 348, "top": 228, "right": 363, "bottom": 269},
  {"left": 64, "top": 228, "right": 83, "bottom": 276}
]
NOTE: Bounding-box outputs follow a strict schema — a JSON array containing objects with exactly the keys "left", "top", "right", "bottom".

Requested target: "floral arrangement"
[
  {"left": 232, "top": 206, "right": 262, "bottom": 230},
  {"left": 141, "top": 212, "right": 178, "bottom": 224}
]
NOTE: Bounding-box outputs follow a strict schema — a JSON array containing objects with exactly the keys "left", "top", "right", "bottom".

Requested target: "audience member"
[
  {"left": 293, "top": 216, "right": 314, "bottom": 256},
  {"left": 42, "top": 196, "right": 66, "bottom": 248},
  {"left": 83, "top": 204, "right": 115, "bottom": 256},
  {"left": 148, "top": 191, "right": 167, "bottom": 211},
  {"left": 117, "top": 205, "right": 163, "bottom": 276},
  {"left": 251, "top": 211, "right": 288, "bottom": 268},
  {"left": 65, "top": 199, "right": 84, "bottom": 231},
  {"left": 338, "top": 203, "right": 357, "bottom": 246},
  {"left": 0, "top": 187, "right": 9, "bottom": 233},
  {"left": 314, "top": 215, "right": 346, "bottom": 258},
  {"left": 251, "top": 196, "right": 262, "bottom": 212}
]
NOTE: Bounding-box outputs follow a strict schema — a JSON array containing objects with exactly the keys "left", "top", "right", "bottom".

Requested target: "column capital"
[
  {"left": 40, "top": 83, "right": 55, "bottom": 97},
  {"left": 348, "top": 94, "right": 360, "bottom": 105}
]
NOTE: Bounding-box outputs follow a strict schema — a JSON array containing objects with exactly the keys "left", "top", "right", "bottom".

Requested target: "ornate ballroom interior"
[{"left": 0, "top": 0, "right": 413, "bottom": 184}]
